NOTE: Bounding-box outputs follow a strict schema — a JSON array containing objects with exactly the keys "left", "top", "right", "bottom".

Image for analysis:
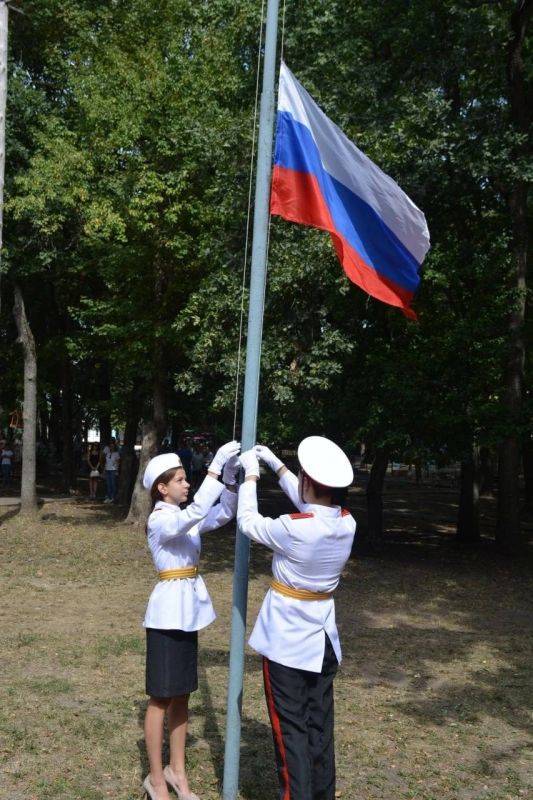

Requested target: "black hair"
[{"left": 331, "top": 487, "right": 348, "bottom": 507}]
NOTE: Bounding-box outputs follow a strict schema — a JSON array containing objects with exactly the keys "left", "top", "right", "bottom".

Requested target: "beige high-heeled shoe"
[
  {"left": 143, "top": 775, "right": 168, "bottom": 800},
  {"left": 163, "top": 765, "right": 200, "bottom": 800}
]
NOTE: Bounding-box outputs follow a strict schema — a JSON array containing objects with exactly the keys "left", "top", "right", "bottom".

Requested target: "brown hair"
[
  {"left": 149, "top": 467, "right": 181, "bottom": 510},
  {"left": 145, "top": 466, "right": 183, "bottom": 536}
]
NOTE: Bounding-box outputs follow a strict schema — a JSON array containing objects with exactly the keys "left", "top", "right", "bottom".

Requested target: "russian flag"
[{"left": 270, "top": 63, "right": 430, "bottom": 319}]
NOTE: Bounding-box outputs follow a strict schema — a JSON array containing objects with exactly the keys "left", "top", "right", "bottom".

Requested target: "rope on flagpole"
[
  {"left": 232, "top": 0, "right": 267, "bottom": 440},
  {"left": 223, "top": 2, "right": 281, "bottom": 794}
]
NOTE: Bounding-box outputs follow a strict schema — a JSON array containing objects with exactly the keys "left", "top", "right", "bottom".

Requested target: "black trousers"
[{"left": 262, "top": 634, "right": 338, "bottom": 800}]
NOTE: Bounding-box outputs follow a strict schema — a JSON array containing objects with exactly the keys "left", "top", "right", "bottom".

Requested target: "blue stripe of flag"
[{"left": 274, "top": 111, "right": 421, "bottom": 293}]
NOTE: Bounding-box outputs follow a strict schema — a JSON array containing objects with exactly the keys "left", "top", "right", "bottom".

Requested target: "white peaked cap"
[
  {"left": 297, "top": 436, "right": 354, "bottom": 488},
  {"left": 143, "top": 453, "right": 183, "bottom": 490}
]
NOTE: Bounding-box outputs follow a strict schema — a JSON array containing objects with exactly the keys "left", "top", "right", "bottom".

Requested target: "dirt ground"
[{"left": 1, "top": 480, "right": 532, "bottom": 800}]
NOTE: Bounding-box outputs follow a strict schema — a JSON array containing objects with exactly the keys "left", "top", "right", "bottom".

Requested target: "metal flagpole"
[{"left": 222, "top": 0, "right": 280, "bottom": 797}]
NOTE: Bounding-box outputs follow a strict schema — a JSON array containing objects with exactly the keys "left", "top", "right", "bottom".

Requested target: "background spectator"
[
  {"left": 1, "top": 440, "right": 14, "bottom": 488},
  {"left": 87, "top": 444, "right": 101, "bottom": 500},
  {"left": 103, "top": 441, "right": 120, "bottom": 503},
  {"left": 102, "top": 437, "right": 117, "bottom": 460}
]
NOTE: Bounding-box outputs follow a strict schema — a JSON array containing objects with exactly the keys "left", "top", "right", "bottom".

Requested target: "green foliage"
[
  {"left": 175, "top": 0, "right": 529, "bottom": 459},
  {"left": 1, "top": 0, "right": 530, "bottom": 469}
]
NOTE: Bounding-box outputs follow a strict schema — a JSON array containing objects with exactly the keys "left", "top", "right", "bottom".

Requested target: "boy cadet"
[{"left": 238, "top": 437, "right": 356, "bottom": 800}]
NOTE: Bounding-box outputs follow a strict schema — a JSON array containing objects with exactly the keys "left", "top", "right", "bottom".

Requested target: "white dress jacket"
[
  {"left": 144, "top": 475, "right": 237, "bottom": 631},
  {"left": 238, "top": 471, "right": 356, "bottom": 673}
]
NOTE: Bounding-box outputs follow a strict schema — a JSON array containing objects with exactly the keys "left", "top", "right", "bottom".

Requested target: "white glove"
[
  {"left": 255, "top": 444, "right": 284, "bottom": 473},
  {"left": 239, "top": 449, "right": 260, "bottom": 478},
  {"left": 209, "top": 440, "right": 241, "bottom": 476},
  {"left": 222, "top": 455, "right": 240, "bottom": 485}
]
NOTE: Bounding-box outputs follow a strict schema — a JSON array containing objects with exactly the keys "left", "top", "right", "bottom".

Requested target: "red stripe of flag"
[{"left": 271, "top": 164, "right": 417, "bottom": 319}]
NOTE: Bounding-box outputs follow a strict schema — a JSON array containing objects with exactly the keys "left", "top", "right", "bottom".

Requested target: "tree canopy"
[{"left": 1, "top": 0, "right": 530, "bottom": 546}]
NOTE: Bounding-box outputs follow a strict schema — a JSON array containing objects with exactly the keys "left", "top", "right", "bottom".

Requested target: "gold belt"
[
  {"left": 270, "top": 578, "right": 333, "bottom": 601},
  {"left": 158, "top": 566, "right": 199, "bottom": 581}
]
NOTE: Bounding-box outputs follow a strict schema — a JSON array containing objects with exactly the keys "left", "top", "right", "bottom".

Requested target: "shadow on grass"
[
  {"left": 0, "top": 507, "right": 20, "bottom": 525},
  {"left": 196, "top": 661, "right": 277, "bottom": 799},
  {"left": 335, "top": 528, "right": 533, "bottom": 780},
  {"left": 179, "top": 480, "right": 533, "bottom": 780},
  {"left": 134, "top": 659, "right": 276, "bottom": 800},
  {"left": 4, "top": 476, "right": 532, "bottom": 797}
]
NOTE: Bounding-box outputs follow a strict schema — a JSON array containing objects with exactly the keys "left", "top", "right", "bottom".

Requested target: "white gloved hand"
[
  {"left": 222, "top": 455, "right": 240, "bottom": 485},
  {"left": 209, "top": 440, "right": 241, "bottom": 476},
  {"left": 239, "top": 449, "right": 260, "bottom": 479},
  {"left": 255, "top": 444, "right": 284, "bottom": 473}
]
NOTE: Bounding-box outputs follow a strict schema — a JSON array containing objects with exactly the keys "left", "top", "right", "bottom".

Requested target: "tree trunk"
[
  {"left": 126, "top": 421, "right": 158, "bottom": 525},
  {"left": 117, "top": 408, "right": 140, "bottom": 506},
  {"left": 49, "top": 392, "right": 62, "bottom": 465},
  {"left": 61, "top": 354, "right": 75, "bottom": 492},
  {"left": 152, "top": 254, "right": 168, "bottom": 450},
  {"left": 153, "top": 350, "right": 167, "bottom": 446},
  {"left": 37, "top": 400, "right": 50, "bottom": 476},
  {"left": 496, "top": 0, "right": 531, "bottom": 553},
  {"left": 456, "top": 447, "right": 480, "bottom": 543},
  {"left": 523, "top": 435, "right": 533, "bottom": 512},
  {"left": 479, "top": 446, "right": 495, "bottom": 496},
  {"left": 171, "top": 418, "right": 181, "bottom": 451},
  {"left": 38, "top": 398, "right": 49, "bottom": 443},
  {"left": 0, "top": 3, "right": 7, "bottom": 314},
  {"left": 97, "top": 360, "right": 112, "bottom": 445},
  {"left": 99, "top": 416, "right": 111, "bottom": 447},
  {"left": 126, "top": 253, "right": 168, "bottom": 523},
  {"left": 126, "top": 354, "right": 168, "bottom": 523},
  {"left": 362, "top": 448, "right": 389, "bottom": 552},
  {"left": 13, "top": 286, "right": 38, "bottom": 515}
]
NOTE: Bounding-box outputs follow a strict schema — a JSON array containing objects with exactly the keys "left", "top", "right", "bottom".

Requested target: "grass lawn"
[{"left": 0, "top": 482, "right": 532, "bottom": 799}]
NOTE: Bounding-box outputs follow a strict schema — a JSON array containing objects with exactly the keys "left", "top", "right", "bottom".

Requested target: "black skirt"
[{"left": 145, "top": 628, "right": 198, "bottom": 698}]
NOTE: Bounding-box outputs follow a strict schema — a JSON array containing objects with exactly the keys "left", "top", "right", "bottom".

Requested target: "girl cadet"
[
  {"left": 238, "top": 437, "right": 356, "bottom": 800},
  {"left": 142, "top": 440, "right": 240, "bottom": 800}
]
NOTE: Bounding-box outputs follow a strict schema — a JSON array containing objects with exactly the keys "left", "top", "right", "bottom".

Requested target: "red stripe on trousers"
[{"left": 263, "top": 658, "right": 291, "bottom": 800}]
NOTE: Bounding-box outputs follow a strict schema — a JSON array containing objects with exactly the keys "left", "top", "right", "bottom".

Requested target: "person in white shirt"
[
  {"left": 103, "top": 441, "right": 120, "bottom": 503},
  {"left": 142, "top": 441, "right": 240, "bottom": 800},
  {"left": 238, "top": 437, "right": 356, "bottom": 800}
]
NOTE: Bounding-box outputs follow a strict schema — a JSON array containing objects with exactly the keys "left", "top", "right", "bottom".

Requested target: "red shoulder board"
[
  {"left": 341, "top": 508, "right": 350, "bottom": 517},
  {"left": 290, "top": 512, "right": 314, "bottom": 520}
]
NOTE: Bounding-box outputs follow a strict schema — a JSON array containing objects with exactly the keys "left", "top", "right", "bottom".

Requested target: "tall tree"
[
  {"left": 496, "top": 0, "right": 531, "bottom": 553},
  {"left": 13, "top": 286, "right": 37, "bottom": 514}
]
